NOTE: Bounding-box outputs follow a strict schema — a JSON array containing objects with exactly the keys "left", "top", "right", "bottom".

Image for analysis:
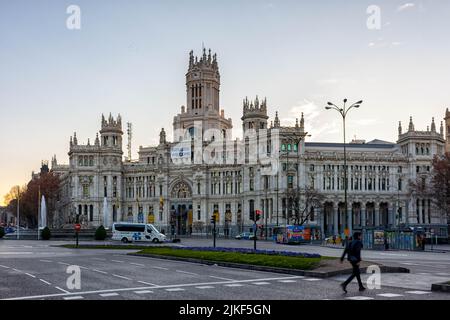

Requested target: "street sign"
[{"left": 75, "top": 224, "right": 81, "bottom": 232}]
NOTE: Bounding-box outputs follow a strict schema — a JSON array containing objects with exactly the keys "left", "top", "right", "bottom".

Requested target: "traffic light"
[
  {"left": 255, "top": 210, "right": 261, "bottom": 222},
  {"left": 249, "top": 210, "right": 255, "bottom": 221},
  {"left": 210, "top": 215, "right": 216, "bottom": 224}
]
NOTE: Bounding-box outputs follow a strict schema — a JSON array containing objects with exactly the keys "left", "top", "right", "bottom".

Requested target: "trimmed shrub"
[
  {"left": 0, "top": 227, "right": 5, "bottom": 239},
  {"left": 95, "top": 225, "right": 107, "bottom": 240},
  {"left": 41, "top": 227, "right": 51, "bottom": 240}
]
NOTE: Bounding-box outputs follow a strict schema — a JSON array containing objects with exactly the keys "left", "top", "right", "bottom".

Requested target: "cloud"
[{"left": 397, "top": 3, "right": 415, "bottom": 12}]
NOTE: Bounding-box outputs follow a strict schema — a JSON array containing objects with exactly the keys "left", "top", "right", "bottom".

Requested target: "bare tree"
[
  {"left": 286, "top": 186, "right": 325, "bottom": 226},
  {"left": 430, "top": 153, "right": 450, "bottom": 222}
]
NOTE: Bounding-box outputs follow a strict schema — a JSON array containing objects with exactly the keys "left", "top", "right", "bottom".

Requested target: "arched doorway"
[{"left": 170, "top": 180, "right": 193, "bottom": 236}]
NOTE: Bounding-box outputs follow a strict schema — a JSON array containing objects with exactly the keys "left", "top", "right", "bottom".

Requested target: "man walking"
[{"left": 340, "top": 231, "right": 366, "bottom": 293}]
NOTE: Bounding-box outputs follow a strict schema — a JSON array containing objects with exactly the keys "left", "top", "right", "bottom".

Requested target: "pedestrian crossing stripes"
[
  {"left": 346, "top": 296, "right": 375, "bottom": 300},
  {"left": 63, "top": 296, "right": 84, "bottom": 300},
  {"left": 377, "top": 293, "right": 404, "bottom": 298},
  {"left": 225, "top": 284, "right": 243, "bottom": 287},
  {"left": 99, "top": 293, "right": 119, "bottom": 297},
  {"left": 165, "top": 288, "right": 185, "bottom": 292},
  {"left": 302, "top": 278, "right": 322, "bottom": 281},
  {"left": 405, "top": 290, "right": 431, "bottom": 295},
  {"left": 134, "top": 290, "right": 153, "bottom": 294}
]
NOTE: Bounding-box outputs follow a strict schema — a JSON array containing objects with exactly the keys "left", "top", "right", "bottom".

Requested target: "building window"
[
  {"left": 287, "top": 175, "right": 294, "bottom": 189},
  {"left": 89, "top": 205, "right": 93, "bottom": 221},
  {"left": 83, "top": 185, "right": 89, "bottom": 198}
]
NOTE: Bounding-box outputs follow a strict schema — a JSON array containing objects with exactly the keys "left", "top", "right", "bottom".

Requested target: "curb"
[
  {"left": 431, "top": 282, "right": 450, "bottom": 293},
  {"left": 128, "top": 253, "right": 409, "bottom": 278}
]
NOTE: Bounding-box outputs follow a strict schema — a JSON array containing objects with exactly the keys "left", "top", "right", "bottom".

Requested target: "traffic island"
[
  {"left": 129, "top": 247, "right": 409, "bottom": 278},
  {"left": 431, "top": 282, "right": 450, "bottom": 293}
]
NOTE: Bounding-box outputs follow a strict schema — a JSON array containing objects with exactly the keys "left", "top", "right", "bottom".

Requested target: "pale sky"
[{"left": 1, "top": 0, "right": 450, "bottom": 205}]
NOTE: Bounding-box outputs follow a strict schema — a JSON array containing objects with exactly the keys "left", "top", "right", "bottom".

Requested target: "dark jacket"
[{"left": 341, "top": 239, "right": 363, "bottom": 263}]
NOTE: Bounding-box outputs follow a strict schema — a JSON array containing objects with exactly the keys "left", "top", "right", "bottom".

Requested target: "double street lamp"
[{"left": 325, "top": 99, "right": 363, "bottom": 237}]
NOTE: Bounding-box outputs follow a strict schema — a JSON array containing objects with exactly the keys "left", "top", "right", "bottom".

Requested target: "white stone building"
[{"left": 50, "top": 49, "right": 450, "bottom": 239}]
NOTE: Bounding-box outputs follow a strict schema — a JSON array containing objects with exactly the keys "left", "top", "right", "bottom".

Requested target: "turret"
[
  {"left": 241, "top": 96, "right": 269, "bottom": 133},
  {"left": 445, "top": 108, "right": 450, "bottom": 152},
  {"left": 100, "top": 113, "right": 123, "bottom": 151}
]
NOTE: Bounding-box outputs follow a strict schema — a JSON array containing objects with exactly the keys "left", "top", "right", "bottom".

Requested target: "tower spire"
[
  {"left": 408, "top": 116, "right": 414, "bottom": 132},
  {"left": 398, "top": 121, "right": 402, "bottom": 135},
  {"left": 431, "top": 117, "right": 436, "bottom": 132}
]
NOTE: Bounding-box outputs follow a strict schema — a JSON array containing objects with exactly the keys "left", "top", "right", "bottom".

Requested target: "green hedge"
[
  {"left": 41, "top": 227, "right": 51, "bottom": 240},
  {"left": 95, "top": 225, "right": 107, "bottom": 240}
]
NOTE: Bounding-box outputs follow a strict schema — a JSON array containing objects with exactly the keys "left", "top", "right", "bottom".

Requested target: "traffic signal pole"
[{"left": 211, "top": 215, "right": 216, "bottom": 248}]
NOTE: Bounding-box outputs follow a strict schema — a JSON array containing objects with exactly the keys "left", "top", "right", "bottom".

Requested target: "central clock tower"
[
  {"left": 173, "top": 49, "right": 232, "bottom": 141},
  {"left": 186, "top": 48, "right": 220, "bottom": 116}
]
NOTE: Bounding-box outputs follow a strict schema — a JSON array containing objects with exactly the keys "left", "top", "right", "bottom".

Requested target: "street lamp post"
[
  {"left": 16, "top": 186, "right": 20, "bottom": 240},
  {"left": 325, "top": 99, "right": 363, "bottom": 237}
]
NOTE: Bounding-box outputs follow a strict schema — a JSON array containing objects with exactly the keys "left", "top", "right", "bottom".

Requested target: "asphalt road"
[{"left": 0, "top": 240, "right": 449, "bottom": 300}]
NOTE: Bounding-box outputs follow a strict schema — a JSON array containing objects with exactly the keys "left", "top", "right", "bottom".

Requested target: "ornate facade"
[{"left": 51, "top": 49, "right": 450, "bottom": 239}]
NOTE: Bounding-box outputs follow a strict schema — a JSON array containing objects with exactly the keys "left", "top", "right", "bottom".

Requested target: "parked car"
[{"left": 235, "top": 232, "right": 256, "bottom": 240}]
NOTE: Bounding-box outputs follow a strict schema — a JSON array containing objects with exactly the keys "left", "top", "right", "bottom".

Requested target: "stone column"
[
  {"left": 361, "top": 205, "right": 366, "bottom": 227},
  {"left": 333, "top": 204, "right": 339, "bottom": 236}
]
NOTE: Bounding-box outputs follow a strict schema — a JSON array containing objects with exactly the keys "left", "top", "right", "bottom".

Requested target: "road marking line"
[
  {"left": 176, "top": 270, "right": 199, "bottom": 276},
  {"left": 278, "top": 280, "right": 298, "bottom": 283},
  {"left": 196, "top": 286, "right": 214, "bottom": 289},
  {"left": 39, "top": 260, "right": 53, "bottom": 263},
  {"left": 225, "top": 284, "right": 243, "bottom": 287},
  {"left": 64, "top": 296, "right": 84, "bottom": 300},
  {"left": 58, "top": 262, "right": 70, "bottom": 266},
  {"left": 377, "top": 293, "right": 404, "bottom": 298},
  {"left": 166, "top": 288, "right": 185, "bottom": 292},
  {"left": 0, "top": 252, "right": 32, "bottom": 255},
  {"left": 152, "top": 266, "right": 169, "bottom": 270},
  {"left": 12, "top": 268, "right": 22, "bottom": 273},
  {"left": 55, "top": 287, "right": 70, "bottom": 294},
  {"left": 405, "top": 290, "right": 431, "bottom": 295},
  {"left": 40, "top": 279, "right": 51, "bottom": 285},
  {"left": 0, "top": 265, "right": 10, "bottom": 269},
  {"left": 302, "top": 278, "right": 322, "bottom": 281},
  {"left": 92, "top": 269, "right": 108, "bottom": 274},
  {"left": 130, "top": 263, "right": 145, "bottom": 267},
  {"left": 134, "top": 290, "right": 153, "bottom": 294},
  {"left": 253, "top": 282, "right": 270, "bottom": 285},
  {"left": 78, "top": 266, "right": 89, "bottom": 270},
  {"left": 25, "top": 273, "right": 36, "bottom": 278},
  {"left": 100, "top": 293, "right": 119, "bottom": 297},
  {"left": 111, "top": 260, "right": 125, "bottom": 263},
  {"left": 4, "top": 275, "right": 304, "bottom": 300},
  {"left": 112, "top": 274, "right": 132, "bottom": 280},
  {"left": 346, "top": 296, "right": 374, "bottom": 300},
  {"left": 209, "top": 275, "right": 235, "bottom": 281},
  {"left": 138, "top": 281, "right": 158, "bottom": 286}
]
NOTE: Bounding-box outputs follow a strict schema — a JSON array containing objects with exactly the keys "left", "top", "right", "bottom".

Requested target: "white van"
[{"left": 112, "top": 223, "right": 166, "bottom": 243}]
